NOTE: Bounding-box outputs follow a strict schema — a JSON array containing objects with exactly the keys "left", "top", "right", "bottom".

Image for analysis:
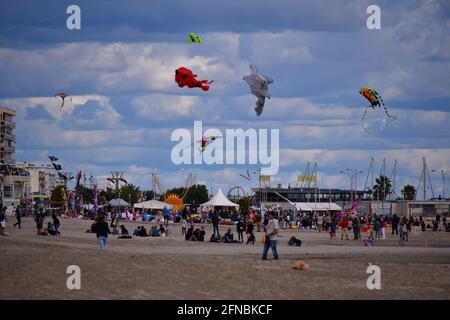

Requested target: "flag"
[
  {"left": 48, "top": 156, "right": 58, "bottom": 162},
  {"left": 58, "top": 172, "right": 67, "bottom": 180},
  {"left": 52, "top": 163, "right": 62, "bottom": 171}
]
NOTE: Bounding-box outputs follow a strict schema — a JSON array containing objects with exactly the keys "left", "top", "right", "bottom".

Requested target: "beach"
[{"left": 1, "top": 217, "right": 450, "bottom": 300}]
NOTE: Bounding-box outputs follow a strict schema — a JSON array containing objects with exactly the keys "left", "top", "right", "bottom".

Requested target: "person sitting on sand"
[
  {"left": 120, "top": 225, "right": 129, "bottom": 235},
  {"left": 192, "top": 226, "right": 206, "bottom": 241},
  {"left": 47, "top": 222, "right": 58, "bottom": 236},
  {"left": 288, "top": 236, "right": 302, "bottom": 246},
  {"left": 185, "top": 225, "right": 195, "bottom": 241},
  {"left": 209, "top": 234, "right": 221, "bottom": 243},
  {"left": 159, "top": 224, "right": 166, "bottom": 237},
  {"left": 133, "top": 226, "right": 141, "bottom": 236},
  {"left": 151, "top": 225, "right": 159, "bottom": 237},
  {"left": 139, "top": 226, "right": 148, "bottom": 237},
  {"left": 222, "top": 228, "right": 240, "bottom": 243}
]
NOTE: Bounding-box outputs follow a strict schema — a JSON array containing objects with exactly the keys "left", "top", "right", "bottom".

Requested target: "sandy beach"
[{"left": 1, "top": 217, "right": 450, "bottom": 300}]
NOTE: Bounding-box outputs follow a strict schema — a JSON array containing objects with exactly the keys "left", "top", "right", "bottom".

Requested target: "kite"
[
  {"left": 243, "top": 64, "right": 273, "bottom": 116},
  {"left": 187, "top": 32, "right": 202, "bottom": 44},
  {"left": 175, "top": 67, "right": 214, "bottom": 91},
  {"left": 359, "top": 87, "right": 397, "bottom": 133},
  {"left": 240, "top": 170, "right": 251, "bottom": 181},
  {"left": 54, "top": 92, "right": 72, "bottom": 112},
  {"left": 48, "top": 155, "right": 58, "bottom": 162},
  {"left": 197, "top": 136, "right": 222, "bottom": 152},
  {"left": 52, "top": 163, "right": 62, "bottom": 171}
]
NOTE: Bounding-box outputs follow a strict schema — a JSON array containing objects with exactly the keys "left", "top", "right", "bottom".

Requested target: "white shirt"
[{"left": 266, "top": 218, "right": 279, "bottom": 240}]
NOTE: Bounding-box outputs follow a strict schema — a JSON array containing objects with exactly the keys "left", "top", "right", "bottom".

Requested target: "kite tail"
[
  {"left": 381, "top": 103, "right": 397, "bottom": 120},
  {"left": 60, "top": 100, "right": 65, "bottom": 112},
  {"left": 361, "top": 106, "right": 375, "bottom": 134}
]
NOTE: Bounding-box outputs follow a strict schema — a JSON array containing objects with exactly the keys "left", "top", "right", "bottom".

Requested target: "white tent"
[
  {"left": 108, "top": 198, "right": 130, "bottom": 207},
  {"left": 294, "top": 202, "right": 313, "bottom": 211},
  {"left": 133, "top": 199, "right": 173, "bottom": 210},
  {"left": 200, "top": 187, "right": 239, "bottom": 208},
  {"left": 293, "top": 202, "right": 342, "bottom": 211}
]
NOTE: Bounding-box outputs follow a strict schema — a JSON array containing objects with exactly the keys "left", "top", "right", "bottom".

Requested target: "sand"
[{"left": 1, "top": 217, "right": 450, "bottom": 299}]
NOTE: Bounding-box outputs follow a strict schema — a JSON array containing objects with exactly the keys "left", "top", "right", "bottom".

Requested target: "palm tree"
[
  {"left": 401, "top": 184, "right": 416, "bottom": 200},
  {"left": 372, "top": 175, "right": 392, "bottom": 200}
]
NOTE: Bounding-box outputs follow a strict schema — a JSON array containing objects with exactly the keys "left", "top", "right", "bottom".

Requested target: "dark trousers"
[
  {"left": 182, "top": 227, "right": 186, "bottom": 236},
  {"left": 213, "top": 223, "right": 220, "bottom": 237},
  {"left": 14, "top": 217, "right": 21, "bottom": 228},
  {"left": 392, "top": 224, "right": 398, "bottom": 235},
  {"left": 237, "top": 230, "right": 244, "bottom": 241}
]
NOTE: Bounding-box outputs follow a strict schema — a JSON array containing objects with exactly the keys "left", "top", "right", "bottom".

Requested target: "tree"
[
  {"left": 372, "top": 175, "right": 392, "bottom": 200},
  {"left": 50, "top": 185, "right": 66, "bottom": 202},
  {"left": 165, "top": 184, "right": 209, "bottom": 204},
  {"left": 401, "top": 184, "right": 416, "bottom": 200},
  {"left": 77, "top": 185, "right": 94, "bottom": 204},
  {"left": 119, "top": 184, "right": 141, "bottom": 205},
  {"left": 237, "top": 196, "right": 251, "bottom": 213}
]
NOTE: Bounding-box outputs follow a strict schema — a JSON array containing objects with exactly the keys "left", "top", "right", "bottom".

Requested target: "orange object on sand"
[{"left": 292, "top": 261, "right": 309, "bottom": 270}]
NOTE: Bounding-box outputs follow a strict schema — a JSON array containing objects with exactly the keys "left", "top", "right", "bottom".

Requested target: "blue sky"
[{"left": 1, "top": 0, "right": 449, "bottom": 197}]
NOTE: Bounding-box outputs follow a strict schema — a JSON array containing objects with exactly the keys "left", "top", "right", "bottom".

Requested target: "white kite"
[{"left": 243, "top": 64, "right": 273, "bottom": 116}]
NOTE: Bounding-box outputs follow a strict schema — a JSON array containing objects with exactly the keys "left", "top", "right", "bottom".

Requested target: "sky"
[{"left": 0, "top": 0, "right": 449, "bottom": 197}]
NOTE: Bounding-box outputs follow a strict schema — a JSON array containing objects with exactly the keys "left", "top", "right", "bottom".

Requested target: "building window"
[{"left": 3, "top": 185, "right": 13, "bottom": 198}]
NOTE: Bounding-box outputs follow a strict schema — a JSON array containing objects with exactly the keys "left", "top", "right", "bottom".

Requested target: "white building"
[{"left": 26, "top": 163, "right": 64, "bottom": 197}]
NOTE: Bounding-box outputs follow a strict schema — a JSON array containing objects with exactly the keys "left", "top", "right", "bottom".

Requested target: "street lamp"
[{"left": 432, "top": 169, "right": 450, "bottom": 200}]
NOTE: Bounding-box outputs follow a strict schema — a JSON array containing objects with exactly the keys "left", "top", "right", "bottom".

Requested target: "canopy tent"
[
  {"left": 293, "top": 202, "right": 313, "bottom": 211},
  {"left": 200, "top": 187, "right": 239, "bottom": 208},
  {"left": 133, "top": 199, "right": 173, "bottom": 210},
  {"left": 108, "top": 198, "right": 130, "bottom": 207},
  {"left": 293, "top": 202, "right": 342, "bottom": 212}
]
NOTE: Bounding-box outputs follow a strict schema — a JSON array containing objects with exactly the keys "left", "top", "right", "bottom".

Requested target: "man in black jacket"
[
  {"left": 392, "top": 214, "right": 400, "bottom": 235},
  {"left": 211, "top": 210, "right": 220, "bottom": 237},
  {"left": 92, "top": 215, "right": 110, "bottom": 250}
]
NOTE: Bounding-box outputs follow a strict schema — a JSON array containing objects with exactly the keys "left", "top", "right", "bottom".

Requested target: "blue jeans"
[
  {"left": 98, "top": 236, "right": 107, "bottom": 250},
  {"left": 262, "top": 239, "right": 278, "bottom": 260}
]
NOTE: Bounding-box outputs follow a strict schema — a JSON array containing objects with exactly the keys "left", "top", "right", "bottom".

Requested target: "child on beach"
[{"left": 181, "top": 219, "right": 187, "bottom": 236}]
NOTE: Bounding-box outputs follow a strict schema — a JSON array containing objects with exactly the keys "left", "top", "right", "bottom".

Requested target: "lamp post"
[{"left": 432, "top": 169, "right": 450, "bottom": 200}]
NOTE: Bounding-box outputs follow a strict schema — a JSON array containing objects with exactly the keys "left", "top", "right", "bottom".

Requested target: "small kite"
[
  {"left": 187, "top": 32, "right": 202, "bottom": 44},
  {"left": 240, "top": 170, "right": 251, "bottom": 181},
  {"left": 359, "top": 87, "right": 397, "bottom": 133},
  {"left": 54, "top": 92, "right": 72, "bottom": 112},
  {"left": 175, "top": 67, "right": 214, "bottom": 91},
  {"left": 197, "top": 136, "right": 222, "bottom": 152},
  {"left": 48, "top": 155, "right": 58, "bottom": 162},
  {"left": 243, "top": 64, "right": 273, "bottom": 116}
]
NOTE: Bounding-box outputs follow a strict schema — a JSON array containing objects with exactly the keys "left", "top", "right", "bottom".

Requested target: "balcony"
[
  {"left": 1, "top": 132, "right": 15, "bottom": 141},
  {"left": 2, "top": 119, "right": 15, "bottom": 128},
  {"left": 1, "top": 146, "right": 15, "bottom": 153}
]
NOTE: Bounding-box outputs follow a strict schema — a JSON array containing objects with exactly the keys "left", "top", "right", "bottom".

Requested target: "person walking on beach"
[
  {"left": 92, "top": 215, "right": 110, "bottom": 251},
  {"left": 262, "top": 211, "right": 279, "bottom": 260},
  {"left": 0, "top": 207, "right": 6, "bottom": 230},
  {"left": 13, "top": 206, "right": 22, "bottom": 229},
  {"left": 35, "top": 208, "right": 45, "bottom": 235}
]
